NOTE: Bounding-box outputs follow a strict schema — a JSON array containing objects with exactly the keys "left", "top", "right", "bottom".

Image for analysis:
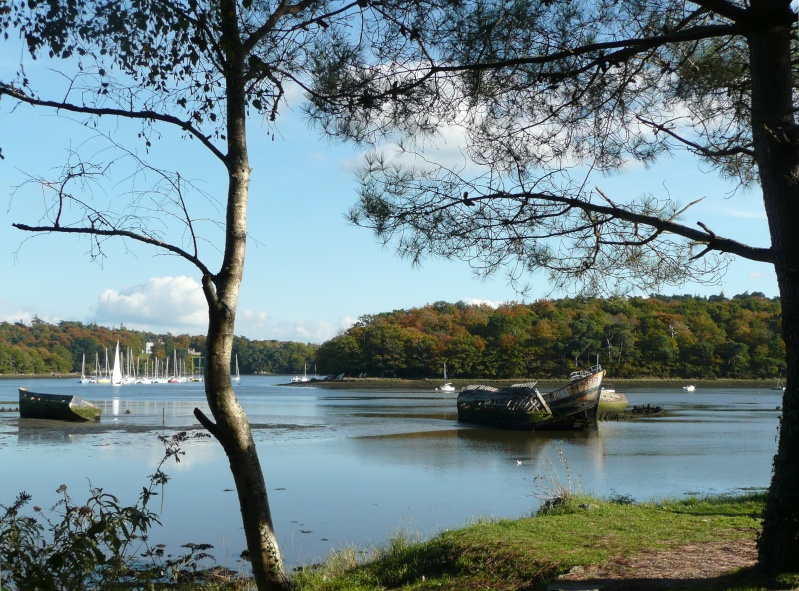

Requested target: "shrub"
[{"left": 0, "top": 432, "right": 215, "bottom": 591}]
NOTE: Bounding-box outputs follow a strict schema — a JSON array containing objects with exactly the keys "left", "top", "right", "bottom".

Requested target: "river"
[{"left": 0, "top": 376, "right": 782, "bottom": 572}]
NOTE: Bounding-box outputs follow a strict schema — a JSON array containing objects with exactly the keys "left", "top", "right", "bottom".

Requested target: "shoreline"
[
  {"left": 0, "top": 373, "right": 783, "bottom": 390},
  {"left": 281, "top": 376, "right": 781, "bottom": 389}
]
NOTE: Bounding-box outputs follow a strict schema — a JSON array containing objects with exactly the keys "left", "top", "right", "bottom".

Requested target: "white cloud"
[
  {"left": 340, "top": 157, "right": 362, "bottom": 172},
  {"left": 746, "top": 271, "right": 771, "bottom": 280},
  {"left": 237, "top": 309, "right": 270, "bottom": 335},
  {"left": 258, "top": 320, "right": 336, "bottom": 344},
  {"left": 93, "top": 276, "right": 207, "bottom": 334},
  {"left": 723, "top": 208, "right": 767, "bottom": 220},
  {"left": 88, "top": 278, "right": 352, "bottom": 342},
  {"left": 294, "top": 320, "right": 338, "bottom": 342},
  {"left": 0, "top": 310, "right": 61, "bottom": 326},
  {"left": 242, "top": 315, "right": 356, "bottom": 343},
  {"left": 462, "top": 298, "right": 504, "bottom": 309},
  {"left": 338, "top": 315, "right": 358, "bottom": 331}
]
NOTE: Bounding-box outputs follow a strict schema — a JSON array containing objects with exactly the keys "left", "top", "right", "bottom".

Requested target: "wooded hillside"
[
  {"left": 316, "top": 293, "right": 784, "bottom": 380},
  {"left": 0, "top": 293, "right": 783, "bottom": 379},
  {"left": 0, "top": 318, "right": 317, "bottom": 377}
]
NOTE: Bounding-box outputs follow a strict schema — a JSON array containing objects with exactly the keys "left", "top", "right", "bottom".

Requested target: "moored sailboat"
[
  {"left": 232, "top": 354, "right": 241, "bottom": 382},
  {"left": 291, "top": 362, "right": 309, "bottom": 383},
  {"left": 78, "top": 353, "right": 89, "bottom": 384},
  {"left": 97, "top": 348, "right": 111, "bottom": 383},
  {"left": 111, "top": 341, "right": 123, "bottom": 385},
  {"left": 436, "top": 362, "right": 456, "bottom": 392}
]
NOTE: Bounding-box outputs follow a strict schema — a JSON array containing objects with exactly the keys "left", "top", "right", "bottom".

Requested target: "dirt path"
[{"left": 553, "top": 539, "right": 758, "bottom": 590}]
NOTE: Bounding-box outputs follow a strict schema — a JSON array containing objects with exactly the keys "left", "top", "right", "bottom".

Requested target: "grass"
[
  {"left": 4, "top": 491, "right": 793, "bottom": 591},
  {"left": 289, "top": 492, "right": 797, "bottom": 591}
]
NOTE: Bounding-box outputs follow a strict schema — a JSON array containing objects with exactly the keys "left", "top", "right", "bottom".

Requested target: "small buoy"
[{"left": 517, "top": 460, "right": 522, "bottom": 466}]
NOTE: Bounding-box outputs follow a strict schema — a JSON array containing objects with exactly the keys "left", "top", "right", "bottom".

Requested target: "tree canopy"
[
  {"left": 305, "top": 0, "right": 799, "bottom": 576},
  {"left": 307, "top": 0, "right": 778, "bottom": 295},
  {"left": 0, "top": 319, "right": 318, "bottom": 377},
  {"left": 316, "top": 293, "right": 784, "bottom": 379}
]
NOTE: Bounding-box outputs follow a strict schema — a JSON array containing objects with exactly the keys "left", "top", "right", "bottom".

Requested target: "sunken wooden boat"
[
  {"left": 457, "top": 364, "right": 605, "bottom": 430},
  {"left": 19, "top": 387, "right": 102, "bottom": 422}
]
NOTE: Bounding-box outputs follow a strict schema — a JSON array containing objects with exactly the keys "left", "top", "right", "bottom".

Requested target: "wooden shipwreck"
[{"left": 457, "top": 365, "right": 605, "bottom": 430}]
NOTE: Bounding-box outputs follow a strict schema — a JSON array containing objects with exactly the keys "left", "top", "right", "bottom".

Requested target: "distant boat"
[
  {"left": 122, "top": 347, "right": 137, "bottom": 384},
  {"left": 232, "top": 354, "right": 241, "bottom": 382},
  {"left": 773, "top": 377, "right": 786, "bottom": 391},
  {"left": 168, "top": 350, "right": 180, "bottom": 383},
  {"left": 111, "top": 341, "right": 123, "bottom": 385},
  {"left": 78, "top": 353, "right": 89, "bottom": 384},
  {"left": 153, "top": 357, "right": 168, "bottom": 384},
  {"left": 683, "top": 385, "right": 696, "bottom": 392},
  {"left": 291, "top": 363, "right": 309, "bottom": 383},
  {"left": 437, "top": 362, "right": 456, "bottom": 392},
  {"left": 457, "top": 364, "right": 605, "bottom": 430},
  {"left": 19, "top": 387, "right": 102, "bottom": 422},
  {"left": 97, "top": 348, "right": 111, "bottom": 384}
]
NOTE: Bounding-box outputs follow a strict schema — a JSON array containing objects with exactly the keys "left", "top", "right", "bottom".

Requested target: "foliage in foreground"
[
  {"left": 292, "top": 493, "right": 780, "bottom": 591},
  {"left": 3, "top": 462, "right": 795, "bottom": 591},
  {"left": 0, "top": 432, "right": 223, "bottom": 591}
]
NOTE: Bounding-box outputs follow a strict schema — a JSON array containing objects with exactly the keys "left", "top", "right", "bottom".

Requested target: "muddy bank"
[{"left": 281, "top": 376, "right": 777, "bottom": 390}]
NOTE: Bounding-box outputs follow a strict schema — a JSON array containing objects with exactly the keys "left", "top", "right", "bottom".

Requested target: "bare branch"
[
  {"left": 12, "top": 223, "right": 213, "bottom": 276},
  {"left": 0, "top": 83, "right": 227, "bottom": 164}
]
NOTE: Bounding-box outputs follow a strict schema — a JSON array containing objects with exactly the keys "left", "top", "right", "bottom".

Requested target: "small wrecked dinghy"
[{"left": 19, "top": 387, "right": 102, "bottom": 422}]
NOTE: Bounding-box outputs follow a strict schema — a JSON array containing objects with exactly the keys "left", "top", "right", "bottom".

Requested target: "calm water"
[{"left": 0, "top": 377, "right": 782, "bottom": 570}]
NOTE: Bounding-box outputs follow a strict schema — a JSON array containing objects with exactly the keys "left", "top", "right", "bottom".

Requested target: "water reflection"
[
  {"left": 0, "top": 377, "right": 783, "bottom": 571},
  {"left": 17, "top": 420, "right": 95, "bottom": 444},
  {"left": 354, "top": 427, "right": 602, "bottom": 468}
]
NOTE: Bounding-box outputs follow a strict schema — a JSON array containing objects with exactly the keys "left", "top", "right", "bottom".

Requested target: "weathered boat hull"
[
  {"left": 19, "top": 388, "right": 102, "bottom": 422},
  {"left": 599, "top": 390, "right": 629, "bottom": 412},
  {"left": 457, "top": 367, "right": 605, "bottom": 430}
]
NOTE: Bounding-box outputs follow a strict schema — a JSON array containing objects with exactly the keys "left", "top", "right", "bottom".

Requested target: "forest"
[
  {"left": 0, "top": 292, "right": 784, "bottom": 380},
  {"left": 0, "top": 318, "right": 318, "bottom": 377},
  {"left": 315, "top": 293, "right": 784, "bottom": 380}
]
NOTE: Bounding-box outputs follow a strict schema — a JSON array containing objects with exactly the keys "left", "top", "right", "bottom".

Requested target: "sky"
[{"left": 0, "top": 43, "right": 780, "bottom": 345}]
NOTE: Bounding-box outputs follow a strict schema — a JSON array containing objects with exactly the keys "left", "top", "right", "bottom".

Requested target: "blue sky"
[{"left": 0, "top": 53, "right": 779, "bottom": 344}]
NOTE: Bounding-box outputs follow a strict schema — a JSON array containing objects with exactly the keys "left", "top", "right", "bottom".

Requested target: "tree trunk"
[
  {"left": 192, "top": 2, "right": 290, "bottom": 589},
  {"left": 750, "top": 0, "right": 799, "bottom": 575},
  {"left": 197, "top": 309, "right": 289, "bottom": 590}
]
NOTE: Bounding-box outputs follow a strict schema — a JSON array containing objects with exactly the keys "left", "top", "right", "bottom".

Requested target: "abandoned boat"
[
  {"left": 456, "top": 364, "right": 605, "bottom": 430},
  {"left": 19, "top": 387, "right": 102, "bottom": 422}
]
